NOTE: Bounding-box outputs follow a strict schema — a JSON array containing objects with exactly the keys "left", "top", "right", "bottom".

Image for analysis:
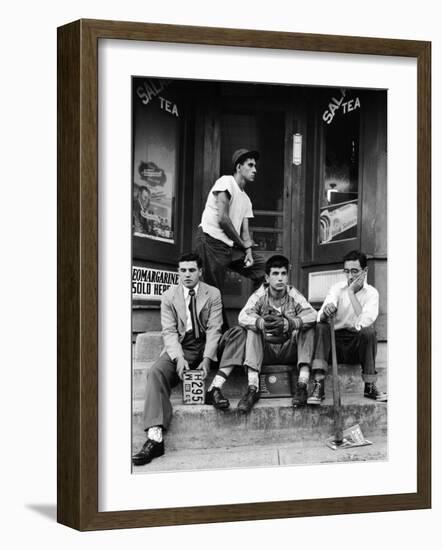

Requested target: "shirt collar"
[{"left": 182, "top": 283, "right": 199, "bottom": 298}]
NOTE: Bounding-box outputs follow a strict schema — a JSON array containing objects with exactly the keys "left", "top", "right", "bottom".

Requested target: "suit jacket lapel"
[
  {"left": 196, "top": 283, "right": 209, "bottom": 320},
  {"left": 174, "top": 285, "right": 187, "bottom": 330}
]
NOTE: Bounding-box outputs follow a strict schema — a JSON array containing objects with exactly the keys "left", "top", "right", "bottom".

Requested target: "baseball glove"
[{"left": 262, "top": 314, "right": 288, "bottom": 344}]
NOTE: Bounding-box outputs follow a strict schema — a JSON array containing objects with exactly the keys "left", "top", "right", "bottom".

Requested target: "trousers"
[
  {"left": 218, "top": 325, "right": 316, "bottom": 373},
  {"left": 312, "top": 322, "right": 377, "bottom": 383},
  {"left": 195, "top": 228, "right": 266, "bottom": 327},
  {"left": 142, "top": 332, "right": 204, "bottom": 431}
]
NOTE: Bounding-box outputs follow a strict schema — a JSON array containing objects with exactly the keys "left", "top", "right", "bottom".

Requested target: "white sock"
[
  {"left": 147, "top": 426, "right": 163, "bottom": 442},
  {"left": 247, "top": 368, "right": 259, "bottom": 388},
  {"left": 208, "top": 367, "right": 233, "bottom": 390},
  {"left": 298, "top": 365, "right": 310, "bottom": 385}
]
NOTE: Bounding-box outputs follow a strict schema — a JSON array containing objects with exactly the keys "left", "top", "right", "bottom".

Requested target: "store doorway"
[{"left": 219, "top": 106, "right": 296, "bottom": 311}]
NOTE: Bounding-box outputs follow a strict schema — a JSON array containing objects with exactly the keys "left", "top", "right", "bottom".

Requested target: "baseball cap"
[{"left": 232, "top": 148, "right": 260, "bottom": 169}]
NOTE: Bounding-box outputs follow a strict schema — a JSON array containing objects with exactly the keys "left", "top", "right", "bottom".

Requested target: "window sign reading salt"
[{"left": 322, "top": 89, "right": 361, "bottom": 125}]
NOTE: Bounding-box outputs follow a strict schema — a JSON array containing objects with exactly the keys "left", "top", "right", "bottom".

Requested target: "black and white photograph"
[
  {"left": 3, "top": 0, "right": 437, "bottom": 542},
  {"left": 131, "top": 76, "right": 388, "bottom": 473}
]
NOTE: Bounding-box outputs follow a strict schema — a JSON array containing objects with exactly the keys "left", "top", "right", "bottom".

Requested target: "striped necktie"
[{"left": 188, "top": 289, "right": 201, "bottom": 339}]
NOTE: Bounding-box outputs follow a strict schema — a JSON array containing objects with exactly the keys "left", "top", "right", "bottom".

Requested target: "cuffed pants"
[
  {"left": 142, "top": 332, "right": 205, "bottom": 431},
  {"left": 312, "top": 322, "right": 377, "bottom": 383}
]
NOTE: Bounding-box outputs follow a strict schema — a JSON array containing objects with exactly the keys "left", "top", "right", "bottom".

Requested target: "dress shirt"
[
  {"left": 317, "top": 280, "right": 379, "bottom": 331},
  {"left": 182, "top": 284, "right": 200, "bottom": 333}
]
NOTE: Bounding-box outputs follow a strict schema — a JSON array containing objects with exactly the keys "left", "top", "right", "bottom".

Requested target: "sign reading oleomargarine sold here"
[{"left": 132, "top": 266, "right": 179, "bottom": 300}]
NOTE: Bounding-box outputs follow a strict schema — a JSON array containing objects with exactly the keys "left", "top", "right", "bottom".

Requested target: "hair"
[
  {"left": 139, "top": 186, "right": 151, "bottom": 196},
  {"left": 178, "top": 252, "right": 203, "bottom": 268},
  {"left": 265, "top": 254, "right": 290, "bottom": 275},
  {"left": 343, "top": 250, "right": 367, "bottom": 269},
  {"left": 233, "top": 158, "right": 247, "bottom": 175},
  {"left": 233, "top": 154, "right": 259, "bottom": 175}
]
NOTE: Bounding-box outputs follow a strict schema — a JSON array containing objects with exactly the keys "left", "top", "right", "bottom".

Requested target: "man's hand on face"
[
  {"left": 348, "top": 271, "right": 366, "bottom": 294},
  {"left": 321, "top": 303, "right": 337, "bottom": 322},
  {"left": 176, "top": 356, "right": 189, "bottom": 380},
  {"left": 196, "top": 357, "right": 211, "bottom": 379}
]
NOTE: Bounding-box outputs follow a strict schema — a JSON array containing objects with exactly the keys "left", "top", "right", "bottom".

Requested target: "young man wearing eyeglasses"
[{"left": 308, "top": 250, "right": 387, "bottom": 405}]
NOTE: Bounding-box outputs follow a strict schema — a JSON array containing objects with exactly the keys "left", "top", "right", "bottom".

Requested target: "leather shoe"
[
  {"left": 132, "top": 439, "right": 164, "bottom": 466},
  {"left": 237, "top": 385, "right": 259, "bottom": 414},
  {"left": 206, "top": 387, "right": 230, "bottom": 410},
  {"left": 292, "top": 382, "right": 307, "bottom": 408}
]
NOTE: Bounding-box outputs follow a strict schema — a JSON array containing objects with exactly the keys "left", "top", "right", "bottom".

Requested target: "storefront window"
[
  {"left": 132, "top": 77, "right": 180, "bottom": 244},
  {"left": 318, "top": 89, "right": 360, "bottom": 245}
]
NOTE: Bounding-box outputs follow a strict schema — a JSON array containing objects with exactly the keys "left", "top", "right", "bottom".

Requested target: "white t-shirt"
[{"left": 199, "top": 175, "right": 254, "bottom": 247}]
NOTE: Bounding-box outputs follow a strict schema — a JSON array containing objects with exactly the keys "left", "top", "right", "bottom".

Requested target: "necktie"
[{"left": 188, "top": 289, "right": 201, "bottom": 339}]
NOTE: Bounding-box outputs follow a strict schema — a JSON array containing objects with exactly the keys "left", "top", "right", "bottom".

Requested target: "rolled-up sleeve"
[
  {"left": 355, "top": 287, "right": 379, "bottom": 330},
  {"left": 211, "top": 176, "right": 234, "bottom": 197},
  {"left": 317, "top": 284, "right": 340, "bottom": 322}
]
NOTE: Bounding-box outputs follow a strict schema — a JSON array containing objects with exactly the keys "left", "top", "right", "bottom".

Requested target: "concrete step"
[
  {"left": 132, "top": 360, "right": 387, "bottom": 401},
  {"left": 132, "top": 436, "right": 387, "bottom": 473},
  {"left": 133, "top": 331, "right": 387, "bottom": 364},
  {"left": 132, "top": 393, "right": 387, "bottom": 452},
  {"left": 133, "top": 331, "right": 163, "bottom": 362}
]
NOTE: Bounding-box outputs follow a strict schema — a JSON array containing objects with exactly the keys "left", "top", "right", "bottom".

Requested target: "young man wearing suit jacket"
[{"left": 132, "top": 252, "right": 223, "bottom": 466}]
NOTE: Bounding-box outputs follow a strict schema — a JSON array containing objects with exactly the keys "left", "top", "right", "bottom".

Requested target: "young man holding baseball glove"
[{"left": 206, "top": 255, "right": 317, "bottom": 413}]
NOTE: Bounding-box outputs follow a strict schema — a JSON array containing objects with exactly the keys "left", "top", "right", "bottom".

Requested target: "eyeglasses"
[{"left": 343, "top": 269, "right": 362, "bottom": 275}]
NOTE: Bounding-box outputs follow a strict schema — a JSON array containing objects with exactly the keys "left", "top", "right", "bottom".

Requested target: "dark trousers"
[
  {"left": 142, "top": 332, "right": 205, "bottom": 431},
  {"left": 217, "top": 326, "right": 248, "bottom": 369},
  {"left": 217, "top": 325, "right": 315, "bottom": 373},
  {"left": 312, "top": 322, "right": 377, "bottom": 383},
  {"left": 195, "top": 228, "right": 266, "bottom": 327}
]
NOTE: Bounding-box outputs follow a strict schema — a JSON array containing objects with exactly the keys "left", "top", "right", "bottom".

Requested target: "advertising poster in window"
[{"left": 132, "top": 78, "right": 180, "bottom": 243}]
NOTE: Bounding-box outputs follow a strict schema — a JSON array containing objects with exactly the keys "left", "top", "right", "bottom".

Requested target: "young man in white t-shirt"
[{"left": 195, "top": 148, "right": 266, "bottom": 326}]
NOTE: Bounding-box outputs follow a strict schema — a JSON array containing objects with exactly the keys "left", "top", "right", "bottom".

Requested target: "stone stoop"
[
  {"left": 133, "top": 330, "right": 388, "bottom": 363},
  {"left": 133, "top": 361, "right": 387, "bottom": 401},
  {"left": 133, "top": 331, "right": 164, "bottom": 362},
  {"left": 133, "top": 331, "right": 388, "bottom": 401},
  {"left": 132, "top": 331, "right": 388, "bottom": 467},
  {"left": 132, "top": 394, "right": 387, "bottom": 453}
]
